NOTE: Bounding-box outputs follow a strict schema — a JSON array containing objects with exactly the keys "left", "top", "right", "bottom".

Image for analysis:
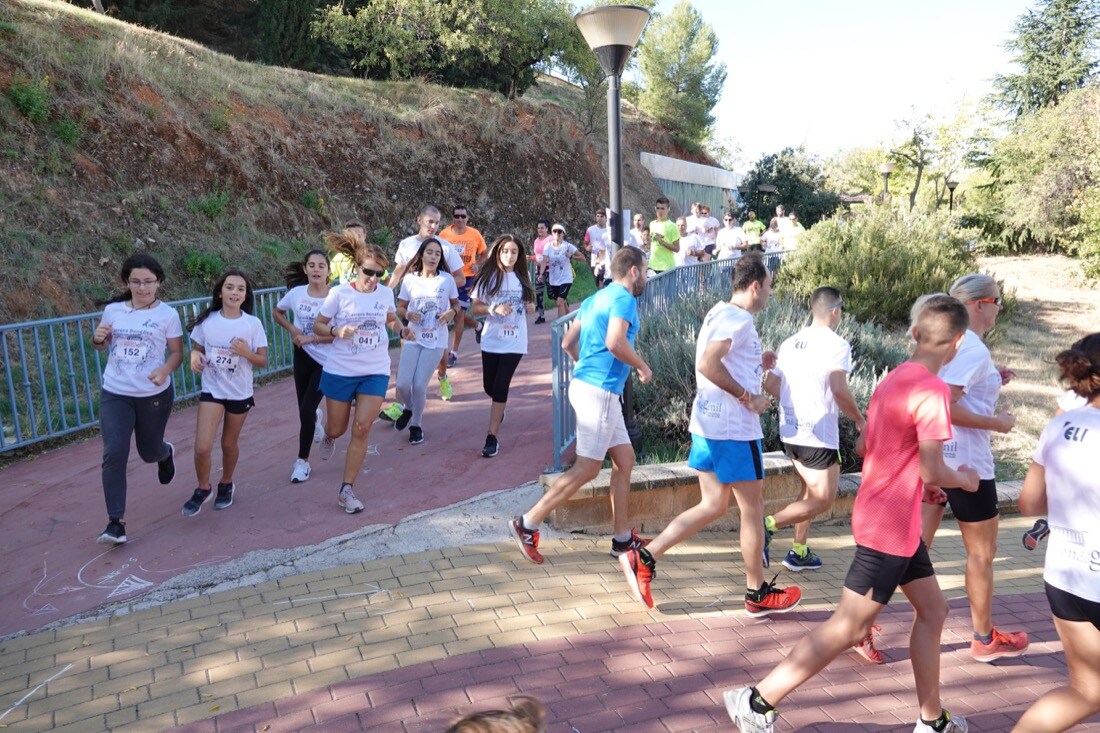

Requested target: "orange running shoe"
[
  {"left": 853, "top": 624, "right": 885, "bottom": 664},
  {"left": 745, "top": 575, "right": 801, "bottom": 618},
  {"left": 971, "top": 627, "right": 1029, "bottom": 663},
  {"left": 509, "top": 517, "right": 544, "bottom": 564},
  {"left": 619, "top": 549, "right": 656, "bottom": 609}
]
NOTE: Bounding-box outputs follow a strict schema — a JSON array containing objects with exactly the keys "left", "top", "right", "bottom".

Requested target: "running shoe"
[
  {"left": 1022, "top": 518, "right": 1050, "bottom": 550},
  {"left": 509, "top": 516, "right": 543, "bottom": 564},
  {"left": 97, "top": 519, "right": 127, "bottom": 545},
  {"left": 447, "top": 351, "right": 458, "bottom": 368},
  {"left": 409, "top": 426, "right": 424, "bottom": 444},
  {"left": 762, "top": 518, "right": 774, "bottom": 569},
  {"left": 474, "top": 323, "right": 483, "bottom": 344},
  {"left": 318, "top": 433, "right": 336, "bottom": 461},
  {"left": 182, "top": 488, "right": 212, "bottom": 517},
  {"left": 913, "top": 710, "right": 968, "bottom": 733},
  {"left": 214, "top": 482, "right": 234, "bottom": 510},
  {"left": 970, "top": 627, "right": 1029, "bottom": 663},
  {"left": 395, "top": 408, "right": 413, "bottom": 431},
  {"left": 610, "top": 528, "right": 650, "bottom": 558},
  {"left": 338, "top": 484, "right": 364, "bottom": 514},
  {"left": 438, "top": 374, "right": 453, "bottom": 401},
  {"left": 378, "top": 402, "right": 404, "bottom": 422},
  {"left": 534, "top": 316, "right": 546, "bottom": 325},
  {"left": 618, "top": 549, "right": 656, "bottom": 608},
  {"left": 290, "top": 458, "right": 311, "bottom": 483},
  {"left": 853, "top": 624, "right": 885, "bottom": 664},
  {"left": 157, "top": 441, "right": 175, "bottom": 485},
  {"left": 482, "top": 433, "right": 499, "bottom": 457},
  {"left": 313, "top": 408, "right": 325, "bottom": 442},
  {"left": 782, "top": 547, "right": 823, "bottom": 571},
  {"left": 744, "top": 575, "right": 802, "bottom": 618},
  {"left": 723, "top": 687, "right": 776, "bottom": 733}
]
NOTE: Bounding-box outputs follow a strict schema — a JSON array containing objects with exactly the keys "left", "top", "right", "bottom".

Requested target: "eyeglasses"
[
  {"left": 360, "top": 267, "right": 385, "bottom": 278},
  {"left": 973, "top": 296, "right": 1003, "bottom": 307},
  {"left": 128, "top": 279, "right": 158, "bottom": 287},
  {"left": 723, "top": 218, "right": 733, "bottom": 222},
  {"left": 453, "top": 214, "right": 467, "bottom": 219}
]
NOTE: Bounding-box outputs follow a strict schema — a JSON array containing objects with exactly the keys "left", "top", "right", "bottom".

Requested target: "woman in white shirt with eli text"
[
  {"left": 1015, "top": 332, "right": 1100, "bottom": 733},
  {"left": 313, "top": 238, "right": 411, "bottom": 515},
  {"left": 184, "top": 270, "right": 268, "bottom": 518},
  {"left": 91, "top": 254, "right": 183, "bottom": 546},
  {"left": 471, "top": 234, "right": 536, "bottom": 458}
]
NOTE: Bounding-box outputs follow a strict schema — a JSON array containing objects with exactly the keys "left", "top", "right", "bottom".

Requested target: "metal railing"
[
  {"left": 0, "top": 287, "right": 297, "bottom": 452},
  {"left": 549, "top": 250, "right": 789, "bottom": 471}
]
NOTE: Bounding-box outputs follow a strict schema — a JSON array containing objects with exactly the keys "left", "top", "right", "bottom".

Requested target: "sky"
[{"left": 651, "top": 0, "right": 1034, "bottom": 164}]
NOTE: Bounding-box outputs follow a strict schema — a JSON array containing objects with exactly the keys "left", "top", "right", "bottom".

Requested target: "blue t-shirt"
[{"left": 571, "top": 283, "right": 639, "bottom": 395}]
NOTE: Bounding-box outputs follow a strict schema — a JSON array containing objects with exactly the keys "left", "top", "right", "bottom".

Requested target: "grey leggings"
[
  {"left": 395, "top": 342, "right": 445, "bottom": 428},
  {"left": 101, "top": 386, "right": 174, "bottom": 521}
]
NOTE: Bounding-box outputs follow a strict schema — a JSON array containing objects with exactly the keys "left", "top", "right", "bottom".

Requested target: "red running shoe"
[
  {"left": 853, "top": 624, "right": 885, "bottom": 664},
  {"left": 618, "top": 549, "right": 656, "bottom": 608},
  {"left": 611, "top": 528, "right": 650, "bottom": 558},
  {"left": 509, "top": 517, "right": 543, "bottom": 564},
  {"left": 971, "top": 627, "right": 1029, "bottom": 663},
  {"left": 745, "top": 575, "right": 802, "bottom": 618}
]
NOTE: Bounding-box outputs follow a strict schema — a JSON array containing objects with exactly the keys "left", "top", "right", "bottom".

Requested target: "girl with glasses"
[
  {"left": 543, "top": 224, "right": 585, "bottom": 320},
  {"left": 91, "top": 254, "right": 183, "bottom": 545},
  {"left": 313, "top": 235, "right": 410, "bottom": 514}
]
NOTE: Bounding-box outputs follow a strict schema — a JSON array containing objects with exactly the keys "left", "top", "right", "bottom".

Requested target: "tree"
[
  {"left": 741, "top": 147, "right": 841, "bottom": 224},
  {"left": 636, "top": 0, "right": 726, "bottom": 146},
  {"left": 993, "top": 0, "right": 1100, "bottom": 116},
  {"left": 258, "top": 0, "right": 319, "bottom": 70}
]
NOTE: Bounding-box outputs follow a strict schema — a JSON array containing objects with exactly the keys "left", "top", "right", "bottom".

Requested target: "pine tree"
[{"left": 257, "top": 0, "right": 319, "bottom": 71}]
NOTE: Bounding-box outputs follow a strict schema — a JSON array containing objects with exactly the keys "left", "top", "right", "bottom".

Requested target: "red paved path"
[
  {"left": 0, "top": 322, "right": 554, "bottom": 638},
  {"left": 166, "top": 594, "right": 1100, "bottom": 733}
]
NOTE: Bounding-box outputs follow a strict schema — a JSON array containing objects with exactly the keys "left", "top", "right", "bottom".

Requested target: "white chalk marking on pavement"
[
  {"left": 273, "top": 583, "right": 390, "bottom": 606},
  {"left": 0, "top": 664, "right": 75, "bottom": 723}
]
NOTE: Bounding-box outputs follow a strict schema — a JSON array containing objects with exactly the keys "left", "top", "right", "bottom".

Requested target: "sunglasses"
[
  {"left": 453, "top": 214, "right": 467, "bottom": 219},
  {"left": 360, "top": 267, "right": 385, "bottom": 278},
  {"left": 830, "top": 300, "right": 845, "bottom": 311},
  {"left": 973, "top": 296, "right": 1003, "bottom": 307},
  {"left": 552, "top": 230, "right": 564, "bottom": 235}
]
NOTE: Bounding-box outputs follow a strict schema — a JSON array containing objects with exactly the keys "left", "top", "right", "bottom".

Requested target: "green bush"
[
  {"left": 187, "top": 188, "right": 231, "bottom": 219},
  {"left": 777, "top": 206, "right": 979, "bottom": 326},
  {"left": 7, "top": 75, "right": 50, "bottom": 124},
  {"left": 299, "top": 188, "right": 327, "bottom": 216},
  {"left": 49, "top": 116, "right": 83, "bottom": 146},
  {"left": 634, "top": 291, "right": 908, "bottom": 471},
  {"left": 182, "top": 249, "right": 226, "bottom": 282}
]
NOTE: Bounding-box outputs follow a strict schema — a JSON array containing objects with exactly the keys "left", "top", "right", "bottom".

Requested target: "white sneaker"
[
  {"left": 724, "top": 687, "right": 776, "bottom": 733},
  {"left": 338, "top": 484, "right": 364, "bottom": 514},
  {"left": 318, "top": 433, "right": 336, "bottom": 461},
  {"left": 313, "top": 408, "right": 324, "bottom": 443},
  {"left": 914, "top": 711, "right": 968, "bottom": 733},
  {"left": 290, "top": 459, "right": 311, "bottom": 483}
]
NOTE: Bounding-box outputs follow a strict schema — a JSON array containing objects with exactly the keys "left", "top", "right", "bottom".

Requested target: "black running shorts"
[
  {"left": 782, "top": 442, "right": 839, "bottom": 470},
  {"left": 844, "top": 541, "right": 935, "bottom": 605},
  {"left": 1045, "top": 582, "right": 1100, "bottom": 631},
  {"left": 547, "top": 283, "right": 572, "bottom": 302},
  {"left": 941, "top": 478, "right": 999, "bottom": 523},
  {"left": 199, "top": 392, "right": 255, "bottom": 415}
]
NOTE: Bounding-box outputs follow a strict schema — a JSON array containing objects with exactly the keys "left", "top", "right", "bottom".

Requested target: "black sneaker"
[
  {"left": 475, "top": 324, "right": 483, "bottom": 344},
  {"left": 182, "top": 488, "right": 212, "bottom": 517},
  {"left": 534, "top": 316, "right": 546, "bottom": 324},
  {"left": 157, "top": 441, "right": 175, "bottom": 485},
  {"left": 610, "top": 528, "right": 650, "bottom": 558},
  {"left": 97, "top": 519, "right": 127, "bottom": 545},
  {"left": 482, "top": 434, "right": 499, "bottom": 457},
  {"left": 409, "top": 426, "right": 424, "bottom": 445},
  {"left": 395, "top": 408, "right": 413, "bottom": 431},
  {"left": 1023, "top": 518, "right": 1050, "bottom": 550},
  {"left": 214, "top": 482, "right": 234, "bottom": 510}
]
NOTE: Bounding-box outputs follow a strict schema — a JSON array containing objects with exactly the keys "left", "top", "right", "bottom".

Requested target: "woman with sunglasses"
[
  {"left": 921, "top": 273, "right": 1028, "bottom": 662},
  {"left": 314, "top": 236, "right": 411, "bottom": 515},
  {"left": 543, "top": 223, "right": 585, "bottom": 321},
  {"left": 395, "top": 237, "right": 459, "bottom": 445}
]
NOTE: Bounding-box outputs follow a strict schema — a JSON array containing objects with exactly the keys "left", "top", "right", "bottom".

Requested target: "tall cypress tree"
[{"left": 257, "top": 0, "right": 319, "bottom": 71}]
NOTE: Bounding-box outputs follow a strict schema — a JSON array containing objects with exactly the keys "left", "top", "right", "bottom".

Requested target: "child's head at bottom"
[{"left": 445, "top": 695, "right": 546, "bottom": 733}]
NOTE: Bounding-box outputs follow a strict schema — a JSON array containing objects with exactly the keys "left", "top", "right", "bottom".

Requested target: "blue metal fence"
[
  {"left": 0, "top": 287, "right": 295, "bottom": 453},
  {"left": 548, "top": 250, "right": 788, "bottom": 472}
]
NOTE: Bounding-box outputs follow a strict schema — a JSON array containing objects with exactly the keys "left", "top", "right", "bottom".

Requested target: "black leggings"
[
  {"left": 482, "top": 351, "right": 523, "bottom": 403},
  {"left": 293, "top": 347, "right": 325, "bottom": 459}
]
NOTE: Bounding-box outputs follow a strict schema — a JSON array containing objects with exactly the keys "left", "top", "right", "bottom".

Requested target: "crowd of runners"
[{"left": 85, "top": 195, "right": 1098, "bottom": 733}]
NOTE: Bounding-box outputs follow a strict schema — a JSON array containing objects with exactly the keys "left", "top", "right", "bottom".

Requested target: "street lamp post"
[
  {"left": 879, "top": 161, "right": 895, "bottom": 199},
  {"left": 574, "top": 4, "right": 650, "bottom": 446},
  {"left": 946, "top": 178, "right": 958, "bottom": 212}
]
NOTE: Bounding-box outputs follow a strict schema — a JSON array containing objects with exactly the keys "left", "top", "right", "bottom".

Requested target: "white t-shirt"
[
  {"left": 676, "top": 233, "right": 706, "bottom": 266},
  {"left": 1033, "top": 405, "right": 1100, "bottom": 602},
  {"left": 700, "top": 216, "right": 720, "bottom": 246},
  {"left": 585, "top": 225, "right": 610, "bottom": 269},
  {"left": 625, "top": 229, "right": 645, "bottom": 250},
  {"left": 761, "top": 230, "right": 783, "bottom": 253},
  {"left": 715, "top": 227, "right": 745, "bottom": 259},
  {"left": 276, "top": 285, "right": 331, "bottom": 365},
  {"left": 685, "top": 214, "right": 703, "bottom": 237},
  {"left": 472, "top": 271, "right": 529, "bottom": 355},
  {"left": 544, "top": 242, "right": 578, "bottom": 286},
  {"left": 319, "top": 284, "right": 396, "bottom": 377},
  {"left": 1058, "top": 389, "right": 1088, "bottom": 412},
  {"left": 190, "top": 311, "right": 268, "bottom": 401},
  {"left": 398, "top": 272, "right": 458, "bottom": 349},
  {"left": 688, "top": 302, "right": 765, "bottom": 441},
  {"left": 774, "top": 326, "right": 853, "bottom": 449},
  {"left": 100, "top": 301, "right": 183, "bottom": 397},
  {"left": 938, "top": 330, "right": 1000, "bottom": 480},
  {"left": 394, "top": 235, "right": 464, "bottom": 275}
]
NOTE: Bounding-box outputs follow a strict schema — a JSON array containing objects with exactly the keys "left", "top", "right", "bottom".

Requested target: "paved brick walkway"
[{"left": 0, "top": 517, "right": 1096, "bottom": 732}]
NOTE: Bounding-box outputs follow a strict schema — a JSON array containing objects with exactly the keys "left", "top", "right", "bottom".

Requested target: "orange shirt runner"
[{"left": 438, "top": 225, "right": 487, "bottom": 279}]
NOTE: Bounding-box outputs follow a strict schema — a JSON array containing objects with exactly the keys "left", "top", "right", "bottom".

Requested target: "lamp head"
[
  {"left": 946, "top": 179, "right": 959, "bottom": 191},
  {"left": 879, "top": 161, "right": 896, "bottom": 175},
  {"left": 574, "top": 5, "right": 651, "bottom": 77}
]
